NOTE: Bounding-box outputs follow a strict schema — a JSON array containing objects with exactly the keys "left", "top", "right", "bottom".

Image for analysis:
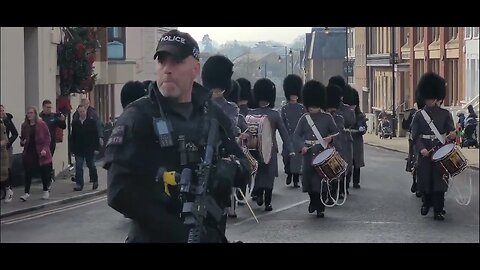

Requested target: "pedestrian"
[
  {"left": 39, "top": 99, "right": 66, "bottom": 182},
  {"left": 19, "top": 107, "right": 53, "bottom": 201},
  {"left": 71, "top": 104, "right": 100, "bottom": 191},
  {"left": 73, "top": 98, "right": 104, "bottom": 146},
  {"left": 0, "top": 105, "right": 18, "bottom": 202}
]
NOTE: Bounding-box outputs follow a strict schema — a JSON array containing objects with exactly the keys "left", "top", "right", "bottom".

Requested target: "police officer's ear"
[{"left": 191, "top": 57, "right": 201, "bottom": 79}]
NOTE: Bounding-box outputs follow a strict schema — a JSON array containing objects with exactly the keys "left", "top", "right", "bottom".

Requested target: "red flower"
[
  {"left": 75, "top": 43, "right": 86, "bottom": 60},
  {"left": 88, "top": 54, "right": 95, "bottom": 65}
]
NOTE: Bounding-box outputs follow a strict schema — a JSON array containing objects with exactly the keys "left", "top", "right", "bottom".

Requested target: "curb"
[
  {"left": 365, "top": 142, "right": 480, "bottom": 171},
  {"left": 0, "top": 189, "right": 107, "bottom": 219}
]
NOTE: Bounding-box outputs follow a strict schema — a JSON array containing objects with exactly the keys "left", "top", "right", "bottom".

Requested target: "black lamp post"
[
  {"left": 289, "top": 48, "right": 293, "bottom": 74},
  {"left": 391, "top": 27, "right": 397, "bottom": 136},
  {"left": 346, "top": 27, "right": 349, "bottom": 82}
]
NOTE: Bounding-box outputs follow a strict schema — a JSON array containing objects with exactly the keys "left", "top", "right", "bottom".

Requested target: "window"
[
  {"left": 416, "top": 27, "right": 424, "bottom": 44},
  {"left": 402, "top": 28, "right": 410, "bottom": 45},
  {"left": 465, "top": 27, "right": 472, "bottom": 39},
  {"left": 107, "top": 27, "right": 126, "bottom": 60},
  {"left": 431, "top": 60, "right": 440, "bottom": 75},
  {"left": 474, "top": 27, "right": 479, "bottom": 38},
  {"left": 447, "top": 27, "right": 458, "bottom": 40},
  {"left": 430, "top": 27, "right": 440, "bottom": 41}
]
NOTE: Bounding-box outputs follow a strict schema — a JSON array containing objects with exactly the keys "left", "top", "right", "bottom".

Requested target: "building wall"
[
  {"left": 364, "top": 27, "right": 465, "bottom": 113},
  {"left": 465, "top": 27, "right": 479, "bottom": 102},
  {"left": 316, "top": 59, "right": 343, "bottom": 85},
  {"left": 1, "top": 27, "right": 83, "bottom": 176},
  {"left": 354, "top": 27, "right": 368, "bottom": 112},
  {"left": 1, "top": 27, "right": 26, "bottom": 156}
]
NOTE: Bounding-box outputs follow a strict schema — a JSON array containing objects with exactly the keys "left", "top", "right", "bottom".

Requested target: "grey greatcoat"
[
  {"left": 280, "top": 102, "right": 306, "bottom": 174},
  {"left": 248, "top": 107, "right": 293, "bottom": 189},
  {"left": 411, "top": 106, "right": 455, "bottom": 194},
  {"left": 352, "top": 112, "right": 367, "bottom": 168},
  {"left": 212, "top": 97, "right": 240, "bottom": 135},
  {"left": 293, "top": 112, "right": 339, "bottom": 193},
  {"left": 337, "top": 102, "right": 355, "bottom": 174}
]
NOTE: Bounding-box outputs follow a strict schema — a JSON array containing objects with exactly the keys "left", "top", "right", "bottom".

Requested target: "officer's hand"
[
  {"left": 40, "top": 149, "right": 47, "bottom": 157},
  {"left": 94, "top": 150, "right": 100, "bottom": 155},
  {"left": 420, "top": 148, "right": 430, "bottom": 157},
  {"left": 324, "top": 136, "right": 332, "bottom": 145},
  {"left": 59, "top": 114, "right": 66, "bottom": 121},
  {"left": 239, "top": 132, "right": 249, "bottom": 141},
  {"left": 301, "top": 147, "right": 309, "bottom": 155},
  {"left": 99, "top": 138, "right": 104, "bottom": 147},
  {"left": 447, "top": 132, "right": 456, "bottom": 141}
]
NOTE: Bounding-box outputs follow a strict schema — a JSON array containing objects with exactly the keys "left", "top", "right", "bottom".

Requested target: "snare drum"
[
  {"left": 431, "top": 143, "right": 468, "bottom": 177},
  {"left": 245, "top": 115, "right": 273, "bottom": 164},
  {"left": 311, "top": 148, "right": 347, "bottom": 181}
]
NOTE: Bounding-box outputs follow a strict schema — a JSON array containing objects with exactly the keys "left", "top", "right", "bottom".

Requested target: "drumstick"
[{"left": 237, "top": 188, "right": 259, "bottom": 224}]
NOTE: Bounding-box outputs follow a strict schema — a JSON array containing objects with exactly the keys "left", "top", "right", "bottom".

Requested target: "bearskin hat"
[
  {"left": 328, "top": 75, "right": 346, "bottom": 88},
  {"left": 416, "top": 72, "right": 446, "bottom": 101},
  {"left": 342, "top": 84, "right": 355, "bottom": 105},
  {"left": 236, "top": 78, "right": 252, "bottom": 102},
  {"left": 201, "top": 54, "right": 234, "bottom": 92},
  {"left": 326, "top": 84, "right": 342, "bottom": 109},
  {"left": 225, "top": 80, "right": 241, "bottom": 103},
  {"left": 351, "top": 87, "right": 360, "bottom": 106},
  {"left": 415, "top": 87, "right": 426, "bottom": 109},
  {"left": 253, "top": 78, "right": 276, "bottom": 108},
  {"left": 283, "top": 74, "right": 303, "bottom": 101},
  {"left": 121, "top": 81, "right": 147, "bottom": 109},
  {"left": 302, "top": 80, "right": 326, "bottom": 109}
]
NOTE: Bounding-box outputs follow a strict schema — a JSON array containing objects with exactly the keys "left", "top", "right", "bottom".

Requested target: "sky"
[{"left": 178, "top": 27, "right": 311, "bottom": 45}]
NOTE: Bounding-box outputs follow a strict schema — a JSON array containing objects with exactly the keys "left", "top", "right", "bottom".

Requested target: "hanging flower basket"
[{"left": 57, "top": 27, "right": 99, "bottom": 96}]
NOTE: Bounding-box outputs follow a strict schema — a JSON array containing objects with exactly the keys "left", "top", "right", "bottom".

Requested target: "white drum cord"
[{"left": 444, "top": 167, "right": 473, "bottom": 206}]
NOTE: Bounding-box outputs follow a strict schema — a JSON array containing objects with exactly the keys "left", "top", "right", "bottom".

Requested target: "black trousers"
[
  {"left": 308, "top": 192, "right": 325, "bottom": 212},
  {"left": 255, "top": 188, "right": 273, "bottom": 206},
  {"left": 422, "top": 192, "right": 445, "bottom": 213},
  {"left": 24, "top": 165, "right": 51, "bottom": 193},
  {"left": 353, "top": 167, "right": 360, "bottom": 185}
]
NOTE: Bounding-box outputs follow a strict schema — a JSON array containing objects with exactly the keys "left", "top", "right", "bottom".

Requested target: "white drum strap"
[
  {"left": 305, "top": 114, "right": 327, "bottom": 149},
  {"left": 420, "top": 110, "right": 445, "bottom": 144}
]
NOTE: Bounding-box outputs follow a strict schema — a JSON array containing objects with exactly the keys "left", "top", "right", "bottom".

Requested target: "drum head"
[
  {"left": 312, "top": 148, "right": 334, "bottom": 165},
  {"left": 259, "top": 116, "right": 273, "bottom": 164},
  {"left": 432, "top": 143, "right": 455, "bottom": 161}
]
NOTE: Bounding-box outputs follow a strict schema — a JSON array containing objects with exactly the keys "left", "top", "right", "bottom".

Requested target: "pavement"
[
  {"left": 0, "top": 162, "right": 107, "bottom": 219},
  {"left": 363, "top": 133, "right": 479, "bottom": 170}
]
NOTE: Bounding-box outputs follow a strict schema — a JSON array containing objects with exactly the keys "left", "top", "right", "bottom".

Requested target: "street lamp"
[
  {"left": 390, "top": 27, "right": 397, "bottom": 136},
  {"left": 346, "top": 27, "right": 349, "bottom": 83},
  {"left": 272, "top": 45, "right": 288, "bottom": 77},
  {"left": 289, "top": 49, "right": 293, "bottom": 74},
  {"left": 258, "top": 63, "right": 267, "bottom": 78}
]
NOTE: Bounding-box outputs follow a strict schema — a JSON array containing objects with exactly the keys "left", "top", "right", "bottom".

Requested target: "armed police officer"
[{"left": 104, "top": 30, "right": 251, "bottom": 243}]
